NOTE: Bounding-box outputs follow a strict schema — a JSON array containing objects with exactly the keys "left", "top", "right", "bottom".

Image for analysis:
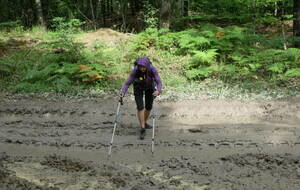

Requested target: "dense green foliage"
[
  {"left": 0, "top": 0, "right": 295, "bottom": 31},
  {"left": 128, "top": 26, "right": 299, "bottom": 90},
  {"left": 0, "top": 0, "right": 299, "bottom": 97},
  {"left": 0, "top": 31, "right": 115, "bottom": 93}
]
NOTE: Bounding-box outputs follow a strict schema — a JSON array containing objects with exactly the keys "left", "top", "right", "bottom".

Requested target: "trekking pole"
[
  {"left": 151, "top": 97, "right": 157, "bottom": 154},
  {"left": 108, "top": 96, "right": 123, "bottom": 157}
]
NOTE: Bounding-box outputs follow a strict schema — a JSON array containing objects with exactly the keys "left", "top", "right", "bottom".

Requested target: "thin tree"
[
  {"left": 101, "top": 0, "right": 106, "bottom": 26},
  {"left": 182, "top": 0, "right": 188, "bottom": 17},
  {"left": 294, "top": 0, "right": 300, "bottom": 47},
  {"left": 160, "top": 0, "right": 171, "bottom": 29},
  {"left": 35, "top": 0, "right": 46, "bottom": 28},
  {"left": 90, "top": 0, "right": 97, "bottom": 30}
]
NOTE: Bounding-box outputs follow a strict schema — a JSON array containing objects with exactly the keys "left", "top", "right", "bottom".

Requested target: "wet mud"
[{"left": 0, "top": 97, "right": 300, "bottom": 189}]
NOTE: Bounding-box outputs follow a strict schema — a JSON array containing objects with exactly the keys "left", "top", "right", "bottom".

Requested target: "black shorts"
[{"left": 134, "top": 87, "right": 154, "bottom": 111}]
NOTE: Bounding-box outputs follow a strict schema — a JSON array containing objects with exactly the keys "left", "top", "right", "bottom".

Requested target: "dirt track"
[{"left": 0, "top": 96, "right": 300, "bottom": 190}]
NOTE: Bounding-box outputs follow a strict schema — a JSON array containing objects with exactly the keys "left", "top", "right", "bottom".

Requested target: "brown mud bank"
[{"left": 0, "top": 97, "right": 300, "bottom": 190}]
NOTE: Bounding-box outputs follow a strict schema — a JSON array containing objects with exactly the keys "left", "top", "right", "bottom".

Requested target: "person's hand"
[
  {"left": 152, "top": 90, "right": 160, "bottom": 97},
  {"left": 119, "top": 94, "right": 124, "bottom": 105}
]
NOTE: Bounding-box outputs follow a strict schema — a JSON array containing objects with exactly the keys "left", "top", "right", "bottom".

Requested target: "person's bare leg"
[
  {"left": 144, "top": 109, "right": 151, "bottom": 124},
  {"left": 137, "top": 110, "right": 145, "bottom": 128}
]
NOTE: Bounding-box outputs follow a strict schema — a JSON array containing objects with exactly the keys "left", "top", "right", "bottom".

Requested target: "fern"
[
  {"left": 15, "top": 81, "right": 51, "bottom": 93},
  {"left": 174, "top": 29, "right": 211, "bottom": 54},
  {"left": 156, "top": 32, "right": 176, "bottom": 52},
  {"left": 56, "top": 63, "right": 79, "bottom": 75},
  {"left": 190, "top": 49, "right": 218, "bottom": 66},
  {"left": 283, "top": 48, "right": 300, "bottom": 62},
  {"left": 77, "top": 63, "right": 107, "bottom": 82},
  {"left": 23, "top": 63, "right": 58, "bottom": 81},
  {"left": 223, "top": 64, "right": 238, "bottom": 74},
  {"left": 285, "top": 68, "right": 300, "bottom": 77},
  {"left": 186, "top": 68, "right": 207, "bottom": 79},
  {"left": 178, "top": 36, "right": 210, "bottom": 54},
  {"left": 185, "top": 65, "right": 221, "bottom": 79},
  {"left": 199, "top": 23, "right": 221, "bottom": 34},
  {"left": 0, "top": 60, "right": 13, "bottom": 75},
  {"left": 267, "top": 63, "right": 286, "bottom": 74},
  {"left": 51, "top": 75, "right": 73, "bottom": 93},
  {"left": 248, "top": 63, "right": 262, "bottom": 72},
  {"left": 223, "top": 26, "right": 246, "bottom": 41},
  {"left": 228, "top": 53, "right": 248, "bottom": 65}
]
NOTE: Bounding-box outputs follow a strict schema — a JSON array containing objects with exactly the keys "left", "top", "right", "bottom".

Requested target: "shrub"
[
  {"left": 51, "top": 17, "right": 85, "bottom": 34},
  {"left": 10, "top": 36, "right": 111, "bottom": 93}
]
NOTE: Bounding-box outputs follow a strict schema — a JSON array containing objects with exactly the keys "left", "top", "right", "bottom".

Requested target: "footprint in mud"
[
  {"left": 103, "top": 121, "right": 113, "bottom": 125},
  {"left": 99, "top": 164, "right": 158, "bottom": 189},
  {"left": 220, "top": 153, "right": 300, "bottom": 170},
  {"left": 80, "top": 111, "right": 88, "bottom": 115},
  {"left": 188, "top": 128, "right": 208, "bottom": 134},
  {"left": 261, "top": 103, "right": 272, "bottom": 114},
  {"left": 208, "top": 143, "right": 216, "bottom": 147},
  {"left": 159, "top": 114, "right": 167, "bottom": 118},
  {"left": 115, "top": 130, "right": 138, "bottom": 136},
  {"left": 68, "top": 110, "right": 78, "bottom": 115},
  {"left": 41, "top": 155, "right": 94, "bottom": 173},
  {"left": 111, "top": 177, "right": 127, "bottom": 188},
  {"left": 159, "top": 157, "right": 212, "bottom": 176},
  {"left": 123, "top": 143, "right": 134, "bottom": 147}
]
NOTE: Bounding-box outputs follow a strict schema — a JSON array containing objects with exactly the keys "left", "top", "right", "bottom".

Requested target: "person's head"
[
  {"left": 138, "top": 65, "right": 147, "bottom": 73},
  {"left": 136, "top": 56, "right": 151, "bottom": 72}
]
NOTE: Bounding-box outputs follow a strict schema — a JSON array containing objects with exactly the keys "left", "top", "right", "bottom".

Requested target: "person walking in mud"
[{"left": 120, "top": 56, "right": 162, "bottom": 140}]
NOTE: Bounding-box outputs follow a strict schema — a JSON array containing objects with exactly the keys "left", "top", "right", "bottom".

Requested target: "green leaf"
[
  {"left": 284, "top": 48, "right": 300, "bottom": 62},
  {"left": 191, "top": 49, "right": 218, "bottom": 65},
  {"left": 285, "top": 68, "right": 300, "bottom": 77},
  {"left": 249, "top": 63, "right": 262, "bottom": 72},
  {"left": 267, "top": 63, "right": 286, "bottom": 73}
]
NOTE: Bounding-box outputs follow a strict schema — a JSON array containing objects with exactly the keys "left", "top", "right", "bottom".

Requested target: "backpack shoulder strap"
[{"left": 148, "top": 65, "right": 155, "bottom": 77}]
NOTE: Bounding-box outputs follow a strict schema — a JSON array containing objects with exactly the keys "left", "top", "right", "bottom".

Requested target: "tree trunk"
[
  {"left": 101, "top": 0, "right": 106, "bottom": 26},
  {"left": 21, "top": 0, "right": 35, "bottom": 28},
  {"left": 274, "top": 2, "right": 278, "bottom": 16},
  {"left": 160, "top": 0, "right": 171, "bottom": 29},
  {"left": 183, "top": 0, "right": 188, "bottom": 17},
  {"left": 130, "top": 0, "right": 135, "bottom": 16},
  {"left": 281, "top": 1, "right": 287, "bottom": 50},
  {"left": 35, "top": 0, "right": 46, "bottom": 27},
  {"left": 110, "top": 0, "right": 113, "bottom": 13},
  {"left": 90, "top": 0, "right": 97, "bottom": 30},
  {"left": 121, "top": 0, "right": 127, "bottom": 30},
  {"left": 294, "top": 0, "right": 300, "bottom": 47}
]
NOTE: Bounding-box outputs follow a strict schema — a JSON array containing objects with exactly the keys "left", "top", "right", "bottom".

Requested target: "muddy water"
[{"left": 0, "top": 97, "right": 300, "bottom": 189}]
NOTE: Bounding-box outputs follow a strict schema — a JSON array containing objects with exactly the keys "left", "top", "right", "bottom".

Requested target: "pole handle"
[{"left": 119, "top": 96, "right": 124, "bottom": 105}]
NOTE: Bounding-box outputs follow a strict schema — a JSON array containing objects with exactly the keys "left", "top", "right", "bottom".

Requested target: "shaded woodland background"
[
  {"left": 0, "top": 0, "right": 300, "bottom": 98},
  {"left": 0, "top": 1, "right": 298, "bottom": 36}
]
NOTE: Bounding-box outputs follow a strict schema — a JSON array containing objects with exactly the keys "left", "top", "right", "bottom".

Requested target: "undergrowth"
[
  {"left": 127, "top": 26, "right": 300, "bottom": 94},
  {"left": 0, "top": 32, "right": 114, "bottom": 93},
  {"left": 0, "top": 21, "right": 299, "bottom": 99}
]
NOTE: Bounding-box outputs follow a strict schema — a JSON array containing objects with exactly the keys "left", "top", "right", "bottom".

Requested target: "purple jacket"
[{"left": 121, "top": 56, "right": 163, "bottom": 96}]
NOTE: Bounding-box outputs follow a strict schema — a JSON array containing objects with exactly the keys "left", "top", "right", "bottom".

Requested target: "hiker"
[{"left": 120, "top": 56, "right": 163, "bottom": 140}]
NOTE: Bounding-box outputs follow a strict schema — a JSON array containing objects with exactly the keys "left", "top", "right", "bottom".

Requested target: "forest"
[{"left": 0, "top": 0, "right": 299, "bottom": 98}]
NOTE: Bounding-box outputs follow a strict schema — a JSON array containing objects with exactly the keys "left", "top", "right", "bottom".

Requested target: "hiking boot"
[
  {"left": 140, "top": 128, "right": 146, "bottom": 140},
  {"left": 145, "top": 123, "right": 153, "bottom": 129}
]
